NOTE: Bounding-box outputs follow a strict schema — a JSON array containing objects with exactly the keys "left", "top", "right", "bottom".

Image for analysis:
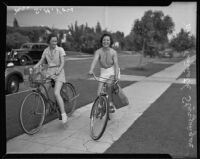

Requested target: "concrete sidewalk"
[{"left": 6, "top": 55, "right": 196, "bottom": 153}]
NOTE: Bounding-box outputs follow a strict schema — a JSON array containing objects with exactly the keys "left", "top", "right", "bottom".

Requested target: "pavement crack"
[{"left": 83, "top": 139, "right": 92, "bottom": 152}]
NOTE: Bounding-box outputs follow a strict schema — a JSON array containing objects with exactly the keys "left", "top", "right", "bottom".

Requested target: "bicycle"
[
  {"left": 89, "top": 73, "right": 118, "bottom": 140},
  {"left": 20, "top": 65, "right": 79, "bottom": 135}
]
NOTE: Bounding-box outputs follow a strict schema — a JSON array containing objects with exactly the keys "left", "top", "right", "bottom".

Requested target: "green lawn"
[
  {"left": 121, "top": 63, "right": 173, "bottom": 77},
  {"left": 159, "top": 57, "right": 185, "bottom": 63}
]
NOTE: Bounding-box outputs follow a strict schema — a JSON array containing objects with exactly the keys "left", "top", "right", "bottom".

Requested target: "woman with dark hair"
[
  {"left": 34, "top": 33, "right": 68, "bottom": 124},
  {"left": 88, "top": 33, "right": 120, "bottom": 112}
]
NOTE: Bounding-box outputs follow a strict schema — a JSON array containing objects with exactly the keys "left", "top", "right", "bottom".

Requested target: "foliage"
[
  {"left": 6, "top": 32, "right": 30, "bottom": 51},
  {"left": 7, "top": 26, "right": 50, "bottom": 43},
  {"left": 170, "top": 28, "right": 196, "bottom": 52},
  {"left": 131, "top": 10, "right": 175, "bottom": 55},
  {"left": 8, "top": 11, "right": 188, "bottom": 56},
  {"left": 13, "top": 17, "right": 19, "bottom": 28}
]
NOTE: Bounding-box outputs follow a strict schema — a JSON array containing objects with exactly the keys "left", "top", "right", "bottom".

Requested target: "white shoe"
[{"left": 61, "top": 113, "right": 68, "bottom": 124}]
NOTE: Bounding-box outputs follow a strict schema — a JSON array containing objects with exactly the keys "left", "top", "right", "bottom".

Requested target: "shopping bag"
[{"left": 112, "top": 83, "right": 129, "bottom": 109}]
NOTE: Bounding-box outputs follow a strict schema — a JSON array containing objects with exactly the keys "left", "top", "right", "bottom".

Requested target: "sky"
[{"left": 7, "top": 2, "right": 197, "bottom": 39}]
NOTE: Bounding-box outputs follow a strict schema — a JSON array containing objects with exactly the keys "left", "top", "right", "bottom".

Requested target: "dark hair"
[
  {"left": 100, "top": 33, "right": 113, "bottom": 47},
  {"left": 47, "top": 33, "right": 58, "bottom": 44}
]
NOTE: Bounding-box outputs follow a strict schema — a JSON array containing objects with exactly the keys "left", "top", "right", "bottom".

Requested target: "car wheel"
[
  {"left": 19, "top": 56, "right": 28, "bottom": 66},
  {"left": 7, "top": 75, "right": 19, "bottom": 94}
]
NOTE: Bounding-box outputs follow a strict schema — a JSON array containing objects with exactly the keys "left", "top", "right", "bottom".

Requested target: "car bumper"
[{"left": 7, "top": 58, "right": 19, "bottom": 62}]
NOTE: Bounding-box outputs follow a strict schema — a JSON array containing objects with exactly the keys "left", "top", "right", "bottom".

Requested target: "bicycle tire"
[
  {"left": 90, "top": 95, "right": 109, "bottom": 140},
  {"left": 20, "top": 91, "right": 46, "bottom": 135},
  {"left": 61, "top": 82, "right": 77, "bottom": 117}
]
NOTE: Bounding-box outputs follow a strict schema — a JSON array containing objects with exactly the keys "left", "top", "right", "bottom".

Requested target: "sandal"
[{"left": 109, "top": 105, "right": 115, "bottom": 113}]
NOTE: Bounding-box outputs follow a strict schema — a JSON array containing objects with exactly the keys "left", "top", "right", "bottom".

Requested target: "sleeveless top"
[{"left": 98, "top": 48, "right": 115, "bottom": 69}]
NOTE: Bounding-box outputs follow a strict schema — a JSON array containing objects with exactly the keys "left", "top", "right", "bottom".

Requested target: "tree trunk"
[{"left": 138, "top": 38, "right": 145, "bottom": 69}]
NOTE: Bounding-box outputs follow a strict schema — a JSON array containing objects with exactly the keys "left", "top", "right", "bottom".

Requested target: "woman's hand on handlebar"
[
  {"left": 33, "top": 65, "right": 38, "bottom": 69},
  {"left": 88, "top": 71, "right": 94, "bottom": 77},
  {"left": 55, "top": 69, "right": 61, "bottom": 75}
]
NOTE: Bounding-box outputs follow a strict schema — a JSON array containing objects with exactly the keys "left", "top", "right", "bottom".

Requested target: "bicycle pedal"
[
  {"left": 109, "top": 106, "right": 115, "bottom": 113},
  {"left": 58, "top": 114, "right": 62, "bottom": 120}
]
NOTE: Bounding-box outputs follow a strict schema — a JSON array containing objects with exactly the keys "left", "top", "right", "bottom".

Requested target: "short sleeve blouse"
[{"left": 42, "top": 46, "right": 66, "bottom": 67}]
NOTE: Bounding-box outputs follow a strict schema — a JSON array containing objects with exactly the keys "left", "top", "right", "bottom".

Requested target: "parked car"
[
  {"left": 7, "top": 43, "right": 48, "bottom": 66},
  {"left": 158, "top": 48, "right": 173, "bottom": 58},
  {"left": 144, "top": 45, "right": 159, "bottom": 58},
  {"left": 5, "top": 62, "right": 24, "bottom": 94}
]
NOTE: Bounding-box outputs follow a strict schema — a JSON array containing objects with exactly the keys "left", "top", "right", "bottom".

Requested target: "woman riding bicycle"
[
  {"left": 88, "top": 33, "right": 120, "bottom": 112},
  {"left": 33, "top": 33, "right": 68, "bottom": 124}
]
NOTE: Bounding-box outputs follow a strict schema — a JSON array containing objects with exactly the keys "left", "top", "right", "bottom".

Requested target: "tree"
[
  {"left": 152, "top": 12, "right": 174, "bottom": 44},
  {"left": 170, "top": 28, "right": 196, "bottom": 53},
  {"left": 13, "top": 17, "right": 19, "bottom": 27},
  {"left": 130, "top": 10, "right": 175, "bottom": 67},
  {"left": 6, "top": 32, "right": 30, "bottom": 51},
  {"left": 95, "top": 22, "right": 102, "bottom": 34},
  {"left": 112, "top": 31, "right": 125, "bottom": 50},
  {"left": 67, "top": 21, "right": 86, "bottom": 51},
  {"left": 132, "top": 10, "right": 174, "bottom": 51},
  {"left": 65, "top": 21, "right": 125, "bottom": 53}
]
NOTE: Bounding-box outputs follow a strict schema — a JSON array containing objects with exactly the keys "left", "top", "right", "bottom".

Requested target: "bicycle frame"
[
  {"left": 29, "top": 65, "right": 61, "bottom": 114},
  {"left": 89, "top": 73, "right": 118, "bottom": 118},
  {"left": 20, "top": 65, "right": 78, "bottom": 135},
  {"left": 33, "top": 80, "right": 59, "bottom": 116}
]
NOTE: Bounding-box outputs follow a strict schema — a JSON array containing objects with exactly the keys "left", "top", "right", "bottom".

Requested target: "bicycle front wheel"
[
  {"left": 90, "top": 95, "right": 109, "bottom": 140},
  {"left": 20, "top": 91, "right": 46, "bottom": 135},
  {"left": 61, "top": 83, "right": 77, "bottom": 117}
]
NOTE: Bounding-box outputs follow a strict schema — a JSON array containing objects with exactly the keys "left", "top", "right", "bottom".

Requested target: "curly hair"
[
  {"left": 100, "top": 33, "right": 113, "bottom": 47},
  {"left": 46, "top": 33, "right": 58, "bottom": 44}
]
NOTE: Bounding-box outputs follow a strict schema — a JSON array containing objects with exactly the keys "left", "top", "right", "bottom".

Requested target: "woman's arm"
[
  {"left": 57, "top": 54, "right": 65, "bottom": 74},
  {"left": 89, "top": 51, "right": 100, "bottom": 74},
  {"left": 113, "top": 51, "right": 119, "bottom": 80},
  {"left": 56, "top": 47, "right": 65, "bottom": 75},
  {"left": 33, "top": 54, "right": 46, "bottom": 69}
]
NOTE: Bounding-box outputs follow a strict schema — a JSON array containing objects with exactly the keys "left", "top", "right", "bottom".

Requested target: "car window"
[
  {"left": 21, "top": 44, "right": 32, "bottom": 49},
  {"left": 32, "top": 45, "right": 39, "bottom": 49},
  {"left": 40, "top": 45, "right": 48, "bottom": 50}
]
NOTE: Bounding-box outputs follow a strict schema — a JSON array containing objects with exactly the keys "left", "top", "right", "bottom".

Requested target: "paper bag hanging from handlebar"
[{"left": 111, "top": 84, "right": 129, "bottom": 109}]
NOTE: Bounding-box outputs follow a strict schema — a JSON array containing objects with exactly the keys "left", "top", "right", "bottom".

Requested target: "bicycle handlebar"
[{"left": 25, "top": 65, "right": 58, "bottom": 83}]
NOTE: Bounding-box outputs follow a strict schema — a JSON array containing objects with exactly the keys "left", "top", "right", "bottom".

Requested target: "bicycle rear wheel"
[
  {"left": 20, "top": 91, "right": 46, "bottom": 135},
  {"left": 90, "top": 95, "right": 109, "bottom": 140},
  {"left": 61, "top": 83, "right": 77, "bottom": 117}
]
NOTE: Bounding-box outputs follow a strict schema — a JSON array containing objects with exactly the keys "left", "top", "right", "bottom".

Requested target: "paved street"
[{"left": 6, "top": 55, "right": 196, "bottom": 157}]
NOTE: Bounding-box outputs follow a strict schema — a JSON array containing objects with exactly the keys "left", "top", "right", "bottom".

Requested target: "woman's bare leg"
[{"left": 54, "top": 80, "right": 67, "bottom": 123}]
